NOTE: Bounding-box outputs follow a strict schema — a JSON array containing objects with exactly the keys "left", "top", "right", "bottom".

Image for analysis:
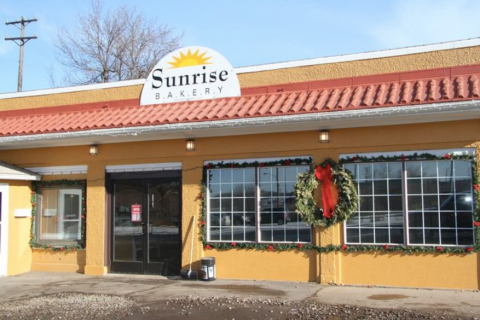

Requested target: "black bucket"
[{"left": 200, "top": 257, "right": 216, "bottom": 281}]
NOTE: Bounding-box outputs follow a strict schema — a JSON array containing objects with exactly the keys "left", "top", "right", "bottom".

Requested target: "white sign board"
[
  {"left": 14, "top": 209, "right": 31, "bottom": 218},
  {"left": 140, "top": 46, "right": 241, "bottom": 105}
]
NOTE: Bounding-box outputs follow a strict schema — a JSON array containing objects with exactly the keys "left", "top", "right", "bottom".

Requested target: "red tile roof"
[{"left": 1, "top": 65, "right": 479, "bottom": 137}]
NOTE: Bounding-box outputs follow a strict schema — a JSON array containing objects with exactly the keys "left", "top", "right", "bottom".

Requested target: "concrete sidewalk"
[{"left": 0, "top": 272, "right": 479, "bottom": 318}]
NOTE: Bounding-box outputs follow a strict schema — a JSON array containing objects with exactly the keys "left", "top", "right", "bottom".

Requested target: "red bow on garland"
[{"left": 315, "top": 163, "right": 335, "bottom": 218}]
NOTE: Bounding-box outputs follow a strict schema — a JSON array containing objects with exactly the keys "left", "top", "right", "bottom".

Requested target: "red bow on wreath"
[{"left": 315, "top": 163, "right": 335, "bottom": 218}]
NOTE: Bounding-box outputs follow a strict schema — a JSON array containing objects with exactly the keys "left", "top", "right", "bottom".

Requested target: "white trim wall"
[
  {"left": 0, "top": 184, "right": 9, "bottom": 276},
  {"left": 105, "top": 162, "right": 182, "bottom": 173},
  {"left": 26, "top": 165, "right": 87, "bottom": 175}
]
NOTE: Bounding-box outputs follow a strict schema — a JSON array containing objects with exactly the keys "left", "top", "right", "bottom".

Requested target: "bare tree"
[{"left": 55, "top": 0, "right": 182, "bottom": 85}]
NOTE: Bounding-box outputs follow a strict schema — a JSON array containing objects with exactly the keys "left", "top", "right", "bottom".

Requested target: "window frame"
[
  {"left": 343, "top": 155, "right": 476, "bottom": 248},
  {"left": 206, "top": 164, "right": 312, "bottom": 244},
  {"left": 343, "top": 161, "right": 406, "bottom": 245},
  {"left": 33, "top": 182, "right": 86, "bottom": 247}
]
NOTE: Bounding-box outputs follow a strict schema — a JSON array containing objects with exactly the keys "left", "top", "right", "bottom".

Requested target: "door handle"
[{"left": 138, "top": 223, "right": 145, "bottom": 235}]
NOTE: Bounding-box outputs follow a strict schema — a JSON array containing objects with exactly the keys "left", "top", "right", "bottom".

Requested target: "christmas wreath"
[{"left": 295, "top": 158, "right": 358, "bottom": 227}]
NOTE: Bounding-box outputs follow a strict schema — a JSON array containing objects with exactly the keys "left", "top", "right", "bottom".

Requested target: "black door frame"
[{"left": 106, "top": 170, "right": 182, "bottom": 275}]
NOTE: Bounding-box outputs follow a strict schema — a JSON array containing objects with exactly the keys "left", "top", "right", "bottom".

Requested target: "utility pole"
[{"left": 5, "top": 17, "right": 38, "bottom": 92}]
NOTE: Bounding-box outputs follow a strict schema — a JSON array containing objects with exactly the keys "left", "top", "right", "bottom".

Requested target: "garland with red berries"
[
  {"left": 30, "top": 180, "right": 86, "bottom": 251},
  {"left": 198, "top": 153, "right": 479, "bottom": 254}
]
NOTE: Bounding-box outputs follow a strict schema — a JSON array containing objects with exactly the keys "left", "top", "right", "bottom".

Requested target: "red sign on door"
[{"left": 131, "top": 204, "right": 142, "bottom": 222}]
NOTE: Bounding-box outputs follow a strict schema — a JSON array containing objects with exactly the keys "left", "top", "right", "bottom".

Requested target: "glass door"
[
  {"left": 146, "top": 180, "right": 181, "bottom": 275},
  {"left": 110, "top": 178, "right": 181, "bottom": 275},
  {"left": 111, "top": 180, "right": 145, "bottom": 274}
]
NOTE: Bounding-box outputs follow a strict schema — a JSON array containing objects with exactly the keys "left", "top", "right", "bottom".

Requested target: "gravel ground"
[
  {"left": 0, "top": 293, "right": 135, "bottom": 320},
  {"left": 0, "top": 293, "right": 478, "bottom": 320}
]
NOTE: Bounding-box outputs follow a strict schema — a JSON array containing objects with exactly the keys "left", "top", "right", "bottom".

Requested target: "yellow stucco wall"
[
  {"left": 207, "top": 249, "right": 317, "bottom": 282},
  {"left": 85, "top": 163, "right": 107, "bottom": 276},
  {"left": 0, "top": 119, "right": 478, "bottom": 288},
  {"left": 6, "top": 180, "right": 32, "bottom": 276},
  {"left": 31, "top": 249, "right": 86, "bottom": 273},
  {"left": 238, "top": 46, "right": 480, "bottom": 87},
  {"left": 341, "top": 253, "right": 479, "bottom": 290},
  {"left": 1, "top": 46, "right": 480, "bottom": 110},
  {"left": 0, "top": 85, "right": 142, "bottom": 111}
]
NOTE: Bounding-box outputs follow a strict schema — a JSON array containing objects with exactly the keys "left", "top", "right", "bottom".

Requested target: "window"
[
  {"left": 207, "top": 165, "right": 311, "bottom": 243},
  {"left": 36, "top": 186, "right": 84, "bottom": 243},
  {"left": 344, "top": 159, "right": 475, "bottom": 246}
]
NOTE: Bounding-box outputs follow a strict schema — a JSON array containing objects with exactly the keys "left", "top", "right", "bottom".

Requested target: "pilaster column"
[{"left": 84, "top": 162, "right": 107, "bottom": 275}]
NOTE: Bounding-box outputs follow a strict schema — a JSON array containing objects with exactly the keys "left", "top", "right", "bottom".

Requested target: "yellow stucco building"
[{"left": 0, "top": 39, "right": 479, "bottom": 290}]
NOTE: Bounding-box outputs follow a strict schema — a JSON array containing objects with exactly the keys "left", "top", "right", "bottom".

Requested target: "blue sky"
[{"left": 0, "top": 0, "right": 479, "bottom": 94}]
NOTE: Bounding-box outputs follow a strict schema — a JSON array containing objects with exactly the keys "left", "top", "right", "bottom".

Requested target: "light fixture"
[
  {"left": 319, "top": 130, "right": 330, "bottom": 143},
  {"left": 186, "top": 139, "right": 196, "bottom": 151},
  {"left": 89, "top": 144, "right": 99, "bottom": 156}
]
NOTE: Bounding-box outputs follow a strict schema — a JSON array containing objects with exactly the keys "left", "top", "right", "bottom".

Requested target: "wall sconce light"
[
  {"left": 319, "top": 130, "right": 330, "bottom": 143},
  {"left": 89, "top": 144, "right": 99, "bottom": 156},
  {"left": 186, "top": 139, "right": 196, "bottom": 151}
]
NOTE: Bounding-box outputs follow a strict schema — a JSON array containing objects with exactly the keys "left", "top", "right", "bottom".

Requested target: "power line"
[{"left": 5, "top": 17, "right": 38, "bottom": 92}]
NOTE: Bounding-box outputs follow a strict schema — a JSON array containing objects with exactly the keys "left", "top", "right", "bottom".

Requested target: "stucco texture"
[
  {"left": 238, "top": 47, "right": 480, "bottom": 87},
  {"left": 0, "top": 85, "right": 143, "bottom": 110},
  {"left": 341, "top": 253, "right": 479, "bottom": 290},
  {"left": 0, "top": 119, "right": 478, "bottom": 289},
  {"left": 1, "top": 46, "right": 480, "bottom": 110},
  {"left": 6, "top": 180, "right": 32, "bottom": 276},
  {"left": 31, "top": 249, "right": 86, "bottom": 273}
]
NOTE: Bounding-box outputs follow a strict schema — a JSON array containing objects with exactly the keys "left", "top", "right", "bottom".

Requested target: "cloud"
[{"left": 367, "top": 0, "right": 480, "bottom": 48}]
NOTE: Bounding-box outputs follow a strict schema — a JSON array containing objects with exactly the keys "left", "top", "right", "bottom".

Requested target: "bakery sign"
[{"left": 140, "top": 46, "right": 241, "bottom": 105}]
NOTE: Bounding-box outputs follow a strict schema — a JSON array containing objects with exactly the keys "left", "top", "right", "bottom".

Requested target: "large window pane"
[
  {"left": 208, "top": 164, "right": 311, "bottom": 244},
  {"left": 345, "top": 158, "right": 475, "bottom": 247},
  {"left": 345, "top": 162, "right": 404, "bottom": 244},
  {"left": 405, "top": 160, "right": 474, "bottom": 246},
  {"left": 208, "top": 168, "right": 255, "bottom": 242},
  {"left": 259, "top": 166, "right": 311, "bottom": 243}
]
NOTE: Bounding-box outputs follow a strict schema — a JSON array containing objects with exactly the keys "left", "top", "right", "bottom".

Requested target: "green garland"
[
  {"left": 294, "top": 158, "right": 358, "bottom": 227},
  {"left": 201, "top": 242, "right": 476, "bottom": 254},
  {"left": 30, "top": 180, "right": 86, "bottom": 251},
  {"left": 198, "top": 153, "right": 479, "bottom": 254},
  {"left": 339, "top": 151, "right": 473, "bottom": 163}
]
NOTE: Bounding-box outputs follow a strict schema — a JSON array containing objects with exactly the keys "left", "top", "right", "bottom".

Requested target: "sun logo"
[{"left": 167, "top": 49, "right": 212, "bottom": 68}]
